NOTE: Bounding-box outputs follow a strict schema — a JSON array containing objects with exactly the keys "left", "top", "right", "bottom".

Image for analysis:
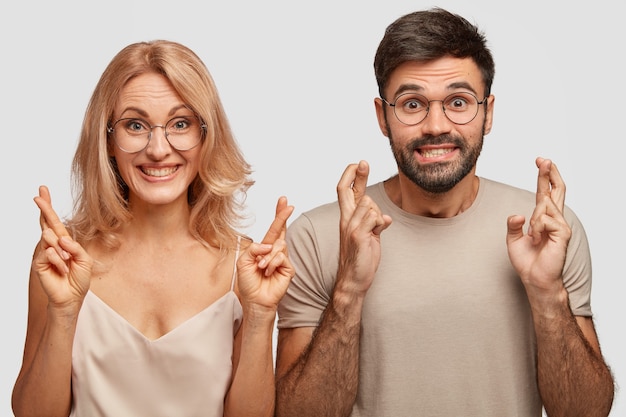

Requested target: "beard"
[{"left": 387, "top": 124, "right": 485, "bottom": 194}]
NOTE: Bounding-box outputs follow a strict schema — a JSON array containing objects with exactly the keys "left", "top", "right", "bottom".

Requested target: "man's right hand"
[{"left": 336, "top": 160, "right": 392, "bottom": 296}]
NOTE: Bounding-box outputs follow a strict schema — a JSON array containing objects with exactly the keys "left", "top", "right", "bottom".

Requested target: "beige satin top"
[{"left": 69, "top": 248, "right": 243, "bottom": 417}]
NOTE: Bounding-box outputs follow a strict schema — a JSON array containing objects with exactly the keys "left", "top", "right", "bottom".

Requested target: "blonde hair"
[{"left": 68, "top": 40, "right": 253, "bottom": 250}]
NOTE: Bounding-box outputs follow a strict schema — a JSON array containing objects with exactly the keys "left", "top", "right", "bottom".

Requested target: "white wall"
[{"left": 2, "top": 1, "right": 623, "bottom": 415}]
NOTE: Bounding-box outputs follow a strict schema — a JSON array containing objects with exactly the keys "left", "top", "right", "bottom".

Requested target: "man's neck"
[{"left": 383, "top": 173, "right": 480, "bottom": 218}]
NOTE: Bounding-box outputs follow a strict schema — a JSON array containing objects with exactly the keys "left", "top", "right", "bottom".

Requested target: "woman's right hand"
[{"left": 33, "top": 185, "right": 93, "bottom": 310}]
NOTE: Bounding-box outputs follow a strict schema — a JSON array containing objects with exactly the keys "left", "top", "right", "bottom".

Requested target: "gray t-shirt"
[{"left": 278, "top": 177, "right": 592, "bottom": 417}]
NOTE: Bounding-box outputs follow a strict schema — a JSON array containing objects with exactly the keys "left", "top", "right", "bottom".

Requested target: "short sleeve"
[{"left": 278, "top": 204, "right": 340, "bottom": 329}]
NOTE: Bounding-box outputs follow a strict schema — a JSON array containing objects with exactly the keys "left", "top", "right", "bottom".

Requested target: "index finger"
[
  {"left": 351, "top": 160, "right": 370, "bottom": 202},
  {"left": 34, "top": 185, "right": 70, "bottom": 237},
  {"left": 337, "top": 160, "right": 370, "bottom": 213},
  {"left": 535, "top": 157, "right": 566, "bottom": 211},
  {"left": 261, "top": 196, "right": 294, "bottom": 244}
]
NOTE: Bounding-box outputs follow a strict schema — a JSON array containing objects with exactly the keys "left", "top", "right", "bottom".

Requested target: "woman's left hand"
[{"left": 236, "top": 196, "right": 295, "bottom": 313}]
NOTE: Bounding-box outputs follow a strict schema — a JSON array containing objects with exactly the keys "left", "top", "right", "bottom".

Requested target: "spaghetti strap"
[{"left": 230, "top": 236, "right": 241, "bottom": 291}]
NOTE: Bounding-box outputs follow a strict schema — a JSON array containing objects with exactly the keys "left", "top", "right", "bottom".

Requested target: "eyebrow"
[
  {"left": 393, "top": 82, "right": 479, "bottom": 98},
  {"left": 117, "top": 104, "right": 191, "bottom": 119}
]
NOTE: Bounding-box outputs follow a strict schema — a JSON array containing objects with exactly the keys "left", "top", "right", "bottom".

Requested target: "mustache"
[{"left": 408, "top": 134, "right": 465, "bottom": 151}]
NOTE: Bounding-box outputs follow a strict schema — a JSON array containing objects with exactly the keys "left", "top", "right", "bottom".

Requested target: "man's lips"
[{"left": 418, "top": 147, "right": 456, "bottom": 158}]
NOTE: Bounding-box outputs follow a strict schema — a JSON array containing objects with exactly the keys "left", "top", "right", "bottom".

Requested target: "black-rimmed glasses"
[{"left": 382, "top": 92, "right": 487, "bottom": 126}]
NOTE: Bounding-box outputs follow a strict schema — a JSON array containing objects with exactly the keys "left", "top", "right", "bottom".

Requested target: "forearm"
[
  {"left": 12, "top": 309, "right": 76, "bottom": 417},
  {"left": 533, "top": 290, "right": 614, "bottom": 417},
  {"left": 276, "top": 289, "right": 364, "bottom": 417},
  {"left": 225, "top": 308, "right": 276, "bottom": 417}
]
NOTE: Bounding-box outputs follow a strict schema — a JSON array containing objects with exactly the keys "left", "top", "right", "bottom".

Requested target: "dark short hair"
[{"left": 374, "top": 7, "right": 495, "bottom": 98}]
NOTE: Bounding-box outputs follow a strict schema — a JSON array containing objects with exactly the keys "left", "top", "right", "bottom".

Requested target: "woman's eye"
[
  {"left": 122, "top": 119, "right": 148, "bottom": 133},
  {"left": 173, "top": 120, "right": 189, "bottom": 130},
  {"left": 129, "top": 121, "right": 145, "bottom": 131}
]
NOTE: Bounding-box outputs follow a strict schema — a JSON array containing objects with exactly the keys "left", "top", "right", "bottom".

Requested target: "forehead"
[
  {"left": 115, "top": 72, "right": 186, "bottom": 116},
  {"left": 385, "top": 56, "right": 484, "bottom": 98}
]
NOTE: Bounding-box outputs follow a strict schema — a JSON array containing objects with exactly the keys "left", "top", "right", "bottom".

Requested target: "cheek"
[
  {"left": 466, "top": 118, "right": 487, "bottom": 140},
  {"left": 387, "top": 124, "right": 418, "bottom": 144},
  {"left": 111, "top": 151, "right": 134, "bottom": 182},
  {"left": 184, "top": 150, "right": 202, "bottom": 175}
]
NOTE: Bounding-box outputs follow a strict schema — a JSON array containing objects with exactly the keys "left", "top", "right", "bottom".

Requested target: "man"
[{"left": 275, "top": 7, "right": 614, "bottom": 417}]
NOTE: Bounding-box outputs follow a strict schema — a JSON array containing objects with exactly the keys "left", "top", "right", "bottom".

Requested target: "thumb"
[
  {"left": 506, "top": 215, "right": 526, "bottom": 244},
  {"left": 237, "top": 242, "right": 272, "bottom": 267}
]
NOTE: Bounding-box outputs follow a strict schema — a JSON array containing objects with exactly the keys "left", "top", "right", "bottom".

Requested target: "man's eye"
[
  {"left": 400, "top": 97, "right": 427, "bottom": 112},
  {"left": 451, "top": 98, "right": 467, "bottom": 108},
  {"left": 445, "top": 95, "right": 473, "bottom": 111}
]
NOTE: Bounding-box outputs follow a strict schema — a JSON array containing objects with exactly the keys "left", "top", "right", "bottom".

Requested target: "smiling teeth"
[
  {"left": 142, "top": 167, "right": 177, "bottom": 177},
  {"left": 421, "top": 148, "right": 452, "bottom": 158}
]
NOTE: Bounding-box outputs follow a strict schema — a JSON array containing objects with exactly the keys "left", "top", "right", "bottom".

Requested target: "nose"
[
  {"left": 145, "top": 125, "right": 172, "bottom": 158},
  {"left": 420, "top": 100, "right": 452, "bottom": 136}
]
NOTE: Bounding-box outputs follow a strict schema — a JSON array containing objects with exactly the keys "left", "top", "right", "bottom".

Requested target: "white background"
[{"left": 1, "top": 1, "right": 623, "bottom": 415}]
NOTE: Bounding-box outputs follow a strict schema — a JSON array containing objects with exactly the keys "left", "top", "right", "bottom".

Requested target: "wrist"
[
  {"left": 242, "top": 303, "right": 277, "bottom": 328},
  {"left": 330, "top": 283, "right": 366, "bottom": 326},
  {"left": 528, "top": 287, "right": 570, "bottom": 321}
]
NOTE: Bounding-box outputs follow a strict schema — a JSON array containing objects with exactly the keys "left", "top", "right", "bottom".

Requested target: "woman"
[{"left": 12, "top": 40, "right": 294, "bottom": 417}]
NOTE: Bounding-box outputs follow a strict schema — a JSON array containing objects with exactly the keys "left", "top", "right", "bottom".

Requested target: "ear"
[
  {"left": 483, "top": 94, "right": 495, "bottom": 135},
  {"left": 374, "top": 97, "right": 390, "bottom": 137}
]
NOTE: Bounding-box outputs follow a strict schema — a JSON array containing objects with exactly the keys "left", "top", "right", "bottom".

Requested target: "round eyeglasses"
[
  {"left": 107, "top": 114, "right": 207, "bottom": 153},
  {"left": 382, "top": 92, "right": 487, "bottom": 126}
]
